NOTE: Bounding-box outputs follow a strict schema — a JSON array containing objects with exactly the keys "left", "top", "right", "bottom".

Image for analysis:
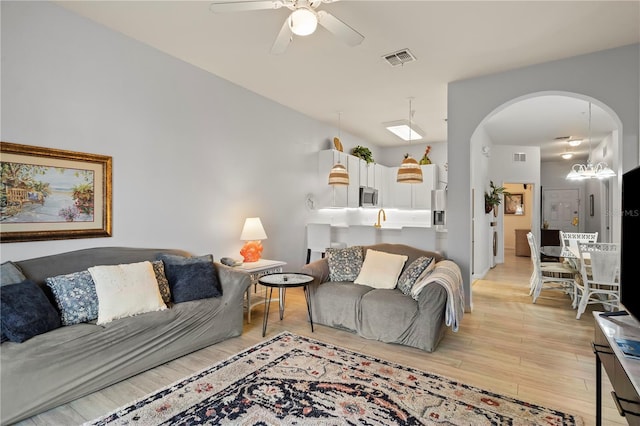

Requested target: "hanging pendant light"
[
  {"left": 328, "top": 112, "right": 349, "bottom": 186},
  {"left": 566, "top": 102, "right": 616, "bottom": 180},
  {"left": 397, "top": 98, "right": 423, "bottom": 183}
]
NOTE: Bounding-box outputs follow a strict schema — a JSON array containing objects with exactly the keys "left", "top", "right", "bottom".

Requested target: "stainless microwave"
[{"left": 359, "top": 187, "right": 378, "bottom": 207}]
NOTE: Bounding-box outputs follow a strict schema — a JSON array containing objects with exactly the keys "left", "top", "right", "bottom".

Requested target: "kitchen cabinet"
[
  {"left": 387, "top": 165, "right": 438, "bottom": 209},
  {"left": 347, "top": 155, "right": 361, "bottom": 207},
  {"left": 318, "top": 149, "right": 360, "bottom": 208},
  {"left": 375, "top": 164, "right": 388, "bottom": 207},
  {"left": 359, "top": 160, "right": 376, "bottom": 188},
  {"left": 318, "top": 151, "right": 437, "bottom": 210}
]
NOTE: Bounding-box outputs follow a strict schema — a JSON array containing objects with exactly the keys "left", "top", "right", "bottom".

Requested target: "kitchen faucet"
[{"left": 374, "top": 208, "right": 386, "bottom": 228}]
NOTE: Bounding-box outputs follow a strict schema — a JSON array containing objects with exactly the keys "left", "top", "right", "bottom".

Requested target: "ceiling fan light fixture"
[
  {"left": 289, "top": 7, "right": 318, "bottom": 36},
  {"left": 568, "top": 139, "right": 582, "bottom": 147},
  {"left": 561, "top": 152, "right": 573, "bottom": 160}
]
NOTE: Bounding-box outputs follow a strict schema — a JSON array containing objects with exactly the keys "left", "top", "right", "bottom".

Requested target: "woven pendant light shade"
[
  {"left": 328, "top": 163, "right": 349, "bottom": 185},
  {"left": 397, "top": 155, "right": 423, "bottom": 183}
]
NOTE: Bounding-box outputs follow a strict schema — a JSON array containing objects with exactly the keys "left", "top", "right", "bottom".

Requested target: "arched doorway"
[{"left": 470, "top": 92, "right": 622, "bottom": 278}]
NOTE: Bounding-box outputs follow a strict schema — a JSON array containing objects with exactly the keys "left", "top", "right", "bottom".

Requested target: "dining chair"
[
  {"left": 526, "top": 232, "right": 578, "bottom": 304},
  {"left": 560, "top": 231, "right": 598, "bottom": 256},
  {"left": 574, "top": 242, "right": 620, "bottom": 319}
]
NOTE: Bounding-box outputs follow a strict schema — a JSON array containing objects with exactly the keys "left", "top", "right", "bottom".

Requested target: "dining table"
[{"left": 540, "top": 246, "right": 585, "bottom": 270}]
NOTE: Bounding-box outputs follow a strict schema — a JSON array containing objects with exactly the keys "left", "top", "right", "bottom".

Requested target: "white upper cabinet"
[
  {"left": 413, "top": 165, "right": 438, "bottom": 209},
  {"left": 358, "top": 159, "right": 376, "bottom": 189},
  {"left": 319, "top": 150, "right": 437, "bottom": 209},
  {"left": 318, "top": 149, "right": 360, "bottom": 208},
  {"left": 386, "top": 165, "right": 438, "bottom": 209},
  {"left": 347, "top": 155, "right": 361, "bottom": 207}
]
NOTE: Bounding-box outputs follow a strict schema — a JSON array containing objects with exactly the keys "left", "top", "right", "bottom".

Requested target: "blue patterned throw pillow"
[
  {"left": 326, "top": 246, "right": 364, "bottom": 282},
  {"left": 46, "top": 270, "right": 98, "bottom": 326},
  {"left": 396, "top": 256, "right": 435, "bottom": 295}
]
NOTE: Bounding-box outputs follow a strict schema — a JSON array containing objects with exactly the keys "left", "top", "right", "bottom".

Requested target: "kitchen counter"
[
  {"left": 307, "top": 208, "right": 447, "bottom": 254},
  {"left": 321, "top": 224, "right": 447, "bottom": 255}
]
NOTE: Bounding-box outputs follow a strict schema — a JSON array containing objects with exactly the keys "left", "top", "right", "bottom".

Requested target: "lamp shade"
[
  {"left": 240, "top": 217, "right": 267, "bottom": 241},
  {"left": 396, "top": 155, "right": 423, "bottom": 183},
  {"left": 328, "top": 163, "right": 349, "bottom": 185}
]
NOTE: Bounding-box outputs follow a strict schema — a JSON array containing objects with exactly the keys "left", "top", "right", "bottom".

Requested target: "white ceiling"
[{"left": 56, "top": 1, "right": 639, "bottom": 161}]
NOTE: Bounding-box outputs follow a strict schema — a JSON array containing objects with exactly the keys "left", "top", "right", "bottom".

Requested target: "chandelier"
[{"left": 566, "top": 102, "right": 615, "bottom": 180}]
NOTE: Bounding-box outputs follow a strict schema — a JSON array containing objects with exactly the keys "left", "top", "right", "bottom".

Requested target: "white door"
[{"left": 542, "top": 188, "right": 580, "bottom": 232}]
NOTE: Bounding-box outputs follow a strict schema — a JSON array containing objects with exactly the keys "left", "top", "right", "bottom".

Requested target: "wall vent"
[
  {"left": 383, "top": 49, "right": 417, "bottom": 67},
  {"left": 513, "top": 153, "right": 527, "bottom": 162}
]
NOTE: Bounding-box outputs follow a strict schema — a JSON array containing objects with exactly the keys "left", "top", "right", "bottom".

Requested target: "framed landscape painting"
[{"left": 1, "top": 142, "right": 112, "bottom": 242}]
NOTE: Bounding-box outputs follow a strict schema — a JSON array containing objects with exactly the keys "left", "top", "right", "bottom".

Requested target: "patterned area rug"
[{"left": 86, "top": 332, "right": 583, "bottom": 425}]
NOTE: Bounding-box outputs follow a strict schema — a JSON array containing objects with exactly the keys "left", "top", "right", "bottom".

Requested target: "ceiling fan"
[{"left": 209, "top": 0, "right": 364, "bottom": 54}]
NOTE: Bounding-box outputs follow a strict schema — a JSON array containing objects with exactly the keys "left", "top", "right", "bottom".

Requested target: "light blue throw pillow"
[
  {"left": 396, "top": 256, "right": 434, "bottom": 295},
  {"left": 326, "top": 246, "right": 364, "bottom": 282},
  {"left": 46, "top": 270, "right": 98, "bottom": 326}
]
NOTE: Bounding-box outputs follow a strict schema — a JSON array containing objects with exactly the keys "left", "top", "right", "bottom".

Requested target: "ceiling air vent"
[
  {"left": 383, "top": 49, "right": 417, "bottom": 67},
  {"left": 513, "top": 153, "right": 527, "bottom": 162}
]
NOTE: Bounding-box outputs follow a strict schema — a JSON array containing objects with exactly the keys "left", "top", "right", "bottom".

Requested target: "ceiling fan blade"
[
  {"left": 317, "top": 10, "right": 364, "bottom": 47},
  {"left": 270, "top": 18, "right": 293, "bottom": 54},
  {"left": 209, "top": 1, "right": 286, "bottom": 13},
  {"left": 310, "top": 0, "right": 339, "bottom": 8}
]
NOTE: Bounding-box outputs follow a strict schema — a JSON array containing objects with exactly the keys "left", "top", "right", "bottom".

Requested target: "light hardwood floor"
[{"left": 17, "top": 250, "right": 622, "bottom": 426}]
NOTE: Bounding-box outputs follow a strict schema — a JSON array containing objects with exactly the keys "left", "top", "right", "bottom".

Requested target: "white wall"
[
  {"left": 470, "top": 125, "right": 492, "bottom": 278},
  {"left": 449, "top": 44, "right": 639, "bottom": 311},
  {"left": 0, "top": 1, "right": 373, "bottom": 269}
]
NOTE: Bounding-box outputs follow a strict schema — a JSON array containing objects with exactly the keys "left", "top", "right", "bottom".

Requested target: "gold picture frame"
[{"left": 1, "top": 141, "right": 112, "bottom": 242}]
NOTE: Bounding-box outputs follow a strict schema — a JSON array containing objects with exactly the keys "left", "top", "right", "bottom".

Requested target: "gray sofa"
[
  {"left": 0, "top": 247, "right": 250, "bottom": 425},
  {"left": 301, "top": 243, "right": 450, "bottom": 352}
]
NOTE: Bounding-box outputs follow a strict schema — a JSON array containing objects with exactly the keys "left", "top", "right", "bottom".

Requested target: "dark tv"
[{"left": 621, "top": 165, "right": 640, "bottom": 321}]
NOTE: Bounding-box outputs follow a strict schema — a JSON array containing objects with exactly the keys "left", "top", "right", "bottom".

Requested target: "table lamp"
[{"left": 240, "top": 217, "right": 267, "bottom": 262}]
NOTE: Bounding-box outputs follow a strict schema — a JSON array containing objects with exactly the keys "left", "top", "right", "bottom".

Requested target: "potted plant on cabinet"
[
  {"left": 351, "top": 146, "right": 374, "bottom": 164},
  {"left": 484, "top": 181, "right": 510, "bottom": 215}
]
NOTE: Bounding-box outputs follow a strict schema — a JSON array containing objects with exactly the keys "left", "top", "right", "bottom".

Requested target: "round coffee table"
[{"left": 258, "top": 272, "right": 314, "bottom": 337}]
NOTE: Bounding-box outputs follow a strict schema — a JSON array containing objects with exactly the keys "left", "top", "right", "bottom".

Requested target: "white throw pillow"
[
  {"left": 89, "top": 261, "right": 167, "bottom": 325},
  {"left": 354, "top": 249, "right": 408, "bottom": 289}
]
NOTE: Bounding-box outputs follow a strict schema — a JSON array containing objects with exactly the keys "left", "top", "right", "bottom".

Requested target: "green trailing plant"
[
  {"left": 484, "top": 181, "right": 510, "bottom": 214},
  {"left": 351, "top": 145, "right": 374, "bottom": 164}
]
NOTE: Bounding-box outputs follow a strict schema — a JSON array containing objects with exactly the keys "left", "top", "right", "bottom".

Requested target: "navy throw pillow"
[
  {"left": 1, "top": 280, "right": 61, "bottom": 343},
  {"left": 164, "top": 261, "right": 222, "bottom": 303}
]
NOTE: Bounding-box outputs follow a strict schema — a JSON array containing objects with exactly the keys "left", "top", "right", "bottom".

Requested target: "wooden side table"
[{"left": 234, "top": 259, "right": 286, "bottom": 323}]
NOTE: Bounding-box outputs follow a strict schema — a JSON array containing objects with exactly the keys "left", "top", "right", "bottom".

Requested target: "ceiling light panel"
[{"left": 384, "top": 121, "right": 424, "bottom": 141}]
